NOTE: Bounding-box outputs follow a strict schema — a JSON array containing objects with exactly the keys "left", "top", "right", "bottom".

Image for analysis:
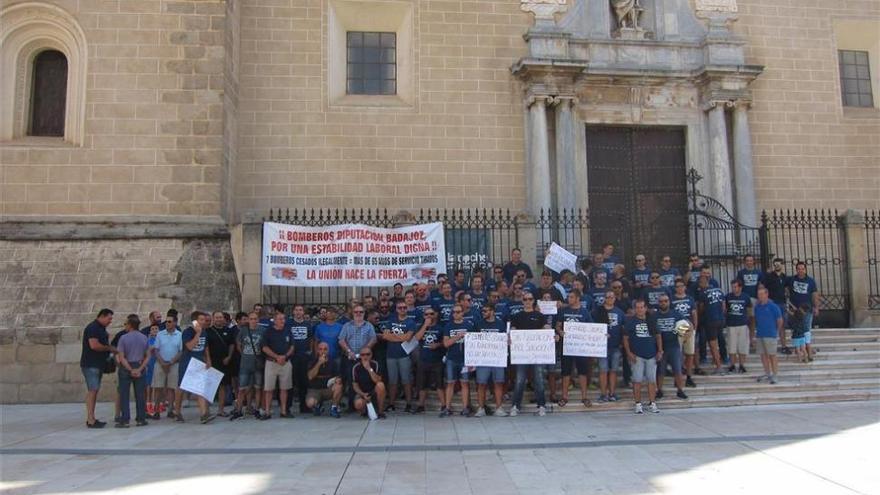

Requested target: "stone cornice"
[{"left": 1, "top": 216, "right": 230, "bottom": 241}]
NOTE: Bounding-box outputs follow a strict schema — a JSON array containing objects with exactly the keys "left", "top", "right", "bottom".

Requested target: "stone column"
[
  {"left": 732, "top": 101, "right": 757, "bottom": 226},
  {"left": 527, "top": 95, "right": 553, "bottom": 216},
  {"left": 553, "top": 96, "right": 578, "bottom": 212},
  {"left": 841, "top": 210, "right": 872, "bottom": 327},
  {"left": 707, "top": 101, "right": 734, "bottom": 214}
]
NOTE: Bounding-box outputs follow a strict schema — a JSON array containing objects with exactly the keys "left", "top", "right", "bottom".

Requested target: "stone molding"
[
  {"left": 0, "top": 2, "right": 87, "bottom": 146},
  {"left": 1, "top": 216, "right": 230, "bottom": 241}
]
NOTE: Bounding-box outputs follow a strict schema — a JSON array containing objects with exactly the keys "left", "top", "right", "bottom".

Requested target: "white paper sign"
[
  {"left": 401, "top": 337, "right": 420, "bottom": 355},
  {"left": 509, "top": 329, "right": 556, "bottom": 364},
  {"left": 538, "top": 300, "right": 558, "bottom": 315},
  {"left": 180, "top": 358, "right": 224, "bottom": 401},
  {"left": 366, "top": 402, "right": 379, "bottom": 421},
  {"left": 543, "top": 242, "right": 578, "bottom": 274},
  {"left": 464, "top": 332, "right": 508, "bottom": 367},
  {"left": 563, "top": 322, "right": 608, "bottom": 358}
]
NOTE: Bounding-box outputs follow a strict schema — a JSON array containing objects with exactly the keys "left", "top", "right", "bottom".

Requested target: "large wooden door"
[{"left": 585, "top": 126, "right": 689, "bottom": 266}]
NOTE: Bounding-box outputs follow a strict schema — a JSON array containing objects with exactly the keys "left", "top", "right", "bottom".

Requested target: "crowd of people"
[{"left": 79, "top": 245, "right": 822, "bottom": 428}]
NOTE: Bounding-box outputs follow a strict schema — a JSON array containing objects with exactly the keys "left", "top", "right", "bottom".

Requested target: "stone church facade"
[{"left": 0, "top": 0, "right": 878, "bottom": 402}]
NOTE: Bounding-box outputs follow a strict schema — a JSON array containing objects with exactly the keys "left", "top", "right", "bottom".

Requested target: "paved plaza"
[{"left": 0, "top": 400, "right": 878, "bottom": 494}]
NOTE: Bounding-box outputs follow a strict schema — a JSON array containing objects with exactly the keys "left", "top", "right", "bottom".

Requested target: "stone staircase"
[{"left": 412, "top": 327, "right": 880, "bottom": 414}]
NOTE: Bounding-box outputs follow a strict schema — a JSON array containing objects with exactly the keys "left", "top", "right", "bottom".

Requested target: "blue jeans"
[
  {"left": 118, "top": 361, "right": 147, "bottom": 423},
  {"left": 513, "top": 364, "right": 545, "bottom": 409}
]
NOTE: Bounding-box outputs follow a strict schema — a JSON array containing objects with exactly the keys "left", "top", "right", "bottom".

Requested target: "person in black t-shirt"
[
  {"left": 305, "top": 342, "right": 343, "bottom": 417},
  {"left": 351, "top": 347, "right": 386, "bottom": 419},
  {"left": 509, "top": 294, "right": 552, "bottom": 417},
  {"left": 80, "top": 309, "right": 117, "bottom": 428}
]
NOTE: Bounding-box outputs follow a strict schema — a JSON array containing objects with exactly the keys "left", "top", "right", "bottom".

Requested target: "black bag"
[{"left": 103, "top": 355, "right": 117, "bottom": 374}]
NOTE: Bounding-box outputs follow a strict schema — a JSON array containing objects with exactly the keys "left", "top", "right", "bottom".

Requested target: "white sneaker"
[
  {"left": 492, "top": 407, "right": 509, "bottom": 417},
  {"left": 634, "top": 402, "right": 644, "bottom": 414},
  {"left": 649, "top": 402, "right": 660, "bottom": 413},
  {"left": 474, "top": 407, "right": 486, "bottom": 418},
  {"left": 509, "top": 406, "right": 519, "bottom": 417},
  {"left": 537, "top": 406, "right": 546, "bottom": 417}
]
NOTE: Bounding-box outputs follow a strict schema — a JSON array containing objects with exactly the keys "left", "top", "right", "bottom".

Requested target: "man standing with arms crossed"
[{"left": 261, "top": 309, "right": 295, "bottom": 419}]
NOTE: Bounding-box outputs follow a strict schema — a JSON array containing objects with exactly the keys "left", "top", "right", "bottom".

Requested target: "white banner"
[
  {"left": 543, "top": 242, "right": 578, "bottom": 274},
  {"left": 562, "top": 322, "right": 608, "bottom": 358},
  {"left": 538, "top": 300, "right": 558, "bottom": 315},
  {"left": 180, "top": 358, "right": 224, "bottom": 401},
  {"left": 464, "top": 332, "right": 508, "bottom": 367},
  {"left": 509, "top": 329, "right": 556, "bottom": 364},
  {"left": 261, "top": 222, "right": 447, "bottom": 287}
]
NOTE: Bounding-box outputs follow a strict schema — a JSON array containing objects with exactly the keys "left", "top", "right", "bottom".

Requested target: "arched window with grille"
[{"left": 29, "top": 50, "right": 68, "bottom": 137}]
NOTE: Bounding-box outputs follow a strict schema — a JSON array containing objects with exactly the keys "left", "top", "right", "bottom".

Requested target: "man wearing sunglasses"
[
  {"left": 474, "top": 303, "right": 508, "bottom": 417},
  {"left": 338, "top": 306, "right": 377, "bottom": 412},
  {"left": 510, "top": 293, "right": 551, "bottom": 417},
  {"left": 351, "top": 347, "right": 386, "bottom": 419},
  {"left": 413, "top": 310, "right": 445, "bottom": 413},
  {"left": 441, "top": 304, "right": 475, "bottom": 417}
]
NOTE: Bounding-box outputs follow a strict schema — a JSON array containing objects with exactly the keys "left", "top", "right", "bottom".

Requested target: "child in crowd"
[{"left": 788, "top": 303, "right": 810, "bottom": 363}]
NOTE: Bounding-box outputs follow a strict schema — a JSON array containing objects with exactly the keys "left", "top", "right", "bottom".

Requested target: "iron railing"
[{"left": 867, "top": 210, "right": 880, "bottom": 310}]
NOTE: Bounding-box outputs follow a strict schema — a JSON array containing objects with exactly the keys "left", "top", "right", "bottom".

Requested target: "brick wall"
[
  {"left": 0, "top": 238, "right": 239, "bottom": 403},
  {"left": 738, "top": 0, "right": 880, "bottom": 211},
  {"left": 233, "top": 0, "right": 532, "bottom": 218},
  {"left": 0, "top": 0, "right": 226, "bottom": 217}
]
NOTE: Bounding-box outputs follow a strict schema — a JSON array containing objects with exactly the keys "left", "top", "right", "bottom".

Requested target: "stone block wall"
[
  {"left": 0, "top": 237, "right": 239, "bottom": 403},
  {"left": 0, "top": 0, "right": 227, "bottom": 217},
  {"left": 738, "top": 0, "right": 880, "bottom": 211}
]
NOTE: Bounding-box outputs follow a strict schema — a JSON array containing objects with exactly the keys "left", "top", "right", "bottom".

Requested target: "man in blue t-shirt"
[
  {"left": 653, "top": 294, "right": 687, "bottom": 400},
  {"left": 786, "top": 261, "right": 820, "bottom": 358},
  {"left": 589, "top": 272, "right": 609, "bottom": 308},
  {"left": 80, "top": 309, "right": 116, "bottom": 428},
  {"left": 474, "top": 304, "right": 508, "bottom": 417},
  {"left": 555, "top": 290, "right": 593, "bottom": 408},
  {"left": 736, "top": 254, "right": 763, "bottom": 301},
  {"left": 724, "top": 280, "right": 753, "bottom": 374},
  {"left": 488, "top": 290, "right": 509, "bottom": 323},
  {"left": 670, "top": 280, "right": 698, "bottom": 387},
  {"left": 630, "top": 254, "right": 652, "bottom": 300},
  {"left": 643, "top": 272, "right": 672, "bottom": 311},
  {"left": 600, "top": 242, "right": 621, "bottom": 273},
  {"left": 754, "top": 287, "right": 783, "bottom": 384},
  {"left": 623, "top": 300, "right": 663, "bottom": 414},
  {"left": 441, "top": 305, "right": 474, "bottom": 417},
  {"left": 431, "top": 282, "right": 457, "bottom": 325},
  {"left": 287, "top": 305, "right": 315, "bottom": 413},
  {"left": 381, "top": 302, "right": 418, "bottom": 413},
  {"left": 593, "top": 290, "right": 626, "bottom": 402},
  {"left": 698, "top": 276, "right": 726, "bottom": 374},
  {"left": 658, "top": 255, "right": 681, "bottom": 288},
  {"left": 174, "top": 311, "right": 213, "bottom": 424},
  {"left": 413, "top": 310, "right": 444, "bottom": 413},
  {"left": 469, "top": 274, "right": 488, "bottom": 312}
]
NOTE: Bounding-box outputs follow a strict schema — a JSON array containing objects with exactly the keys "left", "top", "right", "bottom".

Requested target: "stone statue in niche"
[{"left": 611, "top": 0, "right": 643, "bottom": 30}]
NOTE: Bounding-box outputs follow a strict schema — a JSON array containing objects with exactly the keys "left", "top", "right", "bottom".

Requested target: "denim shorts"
[
  {"left": 791, "top": 337, "right": 806, "bottom": 348},
  {"left": 804, "top": 331, "right": 812, "bottom": 345},
  {"left": 238, "top": 362, "right": 264, "bottom": 389},
  {"left": 599, "top": 349, "right": 621, "bottom": 372},
  {"left": 386, "top": 356, "right": 413, "bottom": 386},
  {"left": 631, "top": 356, "right": 657, "bottom": 384},
  {"left": 444, "top": 360, "right": 469, "bottom": 382},
  {"left": 659, "top": 345, "right": 683, "bottom": 376},
  {"left": 475, "top": 366, "right": 505, "bottom": 384},
  {"left": 81, "top": 366, "right": 103, "bottom": 391}
]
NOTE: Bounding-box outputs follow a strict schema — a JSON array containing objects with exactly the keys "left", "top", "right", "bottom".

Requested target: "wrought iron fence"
[
  {"left": 867, "top": 210, "right": 880, "bottom": 310},
  {"left": 762, "top": 209, "right": 850, "bottom": 318},
  {"left": 535, "top": 209, "right": 599, "bottom": 268},
  {"left": 415, "top": 209, "right": 519, "bottom": 275}
]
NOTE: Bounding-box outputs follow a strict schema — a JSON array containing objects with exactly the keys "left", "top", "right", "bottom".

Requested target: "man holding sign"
[
  {"left": 473, "top": 303, "right": 508, "bottom": 417},
  {"left": 510, "top": 293, "right": 553, "bottom": 417},
  {"left": 555, "top": 290, "right": 594, "bottom": 408}
]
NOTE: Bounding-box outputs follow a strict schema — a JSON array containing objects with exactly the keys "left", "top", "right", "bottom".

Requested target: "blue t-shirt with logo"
[
  {"left": 288, "top": 319, "right": 314, "bottom": 355},
  {"left": 754, "top": 301, "right": 783, "bottom": 338},
  {"left": 441, "top": 320, "right": 474, "bottom": 363},
  {"left": 414, "top": 297, "right": 433, "bottom": 316},
  {"left": 597, "top": 306, "right": 626, "bottom": 350},
  {"left": 469, "top": 290, "right": 487, "bottom": 311},
  {"left": 699, "top": 287, "right": 726, "bottom": 323},
  {"left": 419, "top": 325, "right": 445, "bottom": 363},
  {"left": 643, "top": 286, "right": 672, "bottom": 310},
  {"left": 725, "top": 293, "right": 752, "bottom": 327},
  {"left": 477, "top": 318, "right": 507, "bottom": 333},
  {"left": 736, "top": 268, "right": 763, "bottom": 299},
  {"left": 589, "top": 287, "right": 608, "bottom": 307},
  {"left": 181, "top": 327, "right": 207, "bottom": 362},
  {"left": 671, "top": 295, "right": 697, "bottom": 322},
  {"left": 432, "top": 297, "right": 456, "bottom": 324},
  {"left": 631, "top": 268, "right": 652, "bottom": 288},
  {"left": 787, "top": 275, "right": 818, "bottom": 309},
  {"left": 493, "top": 300, "right": 510, "bottom": 322},
  {"left": 658, "top": 268, "right": 681, "bottom": 288},
  {"left": 625, "top": 316, "right": 658, "bottom": 359},
  {"left": 385, "top": 316, "right": 418, "bottom": 359},
  {"left": 601, "top": 255, "right": 620, "bottom": 273},
  {"left": 506, "top": 299, "right": 524, "bottom": 318},
  {"left": 653, "top": 309, "right": 679, "bottom": 348}
]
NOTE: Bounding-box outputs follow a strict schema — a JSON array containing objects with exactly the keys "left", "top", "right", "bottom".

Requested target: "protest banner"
[
  {"left": 180, "top": 358, "right": 224, "bottom": 401},
  {"left": 538, "top": 300, "right": 558, "bottom": 315},
  {"left": 509, "top": 329, "right": 555, "bottom": 364},
  {"left": 464, "top": 332, "right": 508, "bottom": 368},
  {"left": 543, "top": 242, "right": 578, "bottom": 274},
  {"left": 562, "top": 322, "right": 608, "bottom": 358},
  {"left": 262, "top": 222, "right": 446, "bottom": 287}
]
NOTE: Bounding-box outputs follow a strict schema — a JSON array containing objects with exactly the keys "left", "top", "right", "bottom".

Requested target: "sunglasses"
[
  {"left": 523, "top": 297, "right": 534, "bottom": 301},
  {"left": 361, "top": 353, "right": 372, "bottom": 357},
  {"left": 650, "top": 276, "right": 660, "bottom": 279},
  {"left": 353, "top": 310, "right": 364, "bottom": 314}
]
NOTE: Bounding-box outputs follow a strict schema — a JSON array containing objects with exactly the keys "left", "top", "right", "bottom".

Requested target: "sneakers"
[
  {"left": 404, "top": 404, "right": 412, "bottom": 414},
  {"left": 727, "top": 365, "right": 737, "bottom": 373},
  {"left": 655, "top": 389, "right": 664, "bottom": 399},
  {"left": 115, "top": 421, "right": 129, "bottom": 428},
  {"left": 438, "top": 407, "right": 450, "bottom": 418},
  {"left": 474, "top": 407, "right": 487, "bottom": 418},
  {"left": 712, "top": 367, "right": 726, "bottom": 376},
  {"left": 229, "top": 410, "right": 244, "bottom": 421},
  {"left": 738, "top": 365, "right": 747, "bottom": 374},
  {"left": 536, "top": 406, "right": 546, "bottom": 417},
  {"left": 634, "top": 402, "right": 644, "bottom": 414},
  {"left": 649, "top": 402, "right": 660, "bottom": 413},
  {"left": 330, "top": 405, "right": 341, "bottom": 418},
  {"left": 86, "top": 420, "right": 106, "bottom": 429},
  {"left": 150, "top": 412, "right": 161, "bottom": 420},
  {"left": 769, "top": 375, "right": 777, "bottom": 384},
  {"left": 385, "top": 404, "right": 397, "bottom": 412},
  {"left": 756, "top": 374, "right": 768, "bottom": 383},
  {"left": 313, "top": 405, "right": 323, "bottom": 417},
  {"left": 597, "top": 395, "right": 608, "bottom": 403},
  {"left": 200, "top": 414, "right": 216, "bottom": 424},
  {"left": 135, "top": 420, "right": 148, "bottom": 427},
  {"left": 492, "top": 407, "right": 509, "bottom": 417},
  {"left": 608, "top": 394, "right": 619, "bottom": 402},
  {"left": 676, "top": 390, "right": 688, "bottom": 400},
  {"left": 459, "top": 408, "right": 470, "bottom": 417},
  {"left": 509, "top": 405, "right": 519, "bottom": 417},
  {"left": 415, "top": 405, "right": 425, "bottom": 414},
  {"left": 685, "top": 376, "right": 697, "bottom": 388}
]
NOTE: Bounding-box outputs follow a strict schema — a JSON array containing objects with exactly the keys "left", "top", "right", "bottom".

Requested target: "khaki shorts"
[
  {"left": 725, "top": 325, "right": 750, "bottom": 355},
  {"left": 306, "top": 388, "right": 334, "bottom": 404},
  {"left": 151, "top": 362, "right": 179, "bottom": 389},
  {"left": 758, "top": 337, "right": 777, "bottom": 355},
  {"left": 263, "top": 360, "right": 292, "bottom": 391},
  {"left": 679, "top": 329, "right": 695, "bottom": 355}
]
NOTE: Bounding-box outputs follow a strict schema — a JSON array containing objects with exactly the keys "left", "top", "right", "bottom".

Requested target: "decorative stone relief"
[
  {"left": 611, "top": 0, "right": 643, "bottom": 29},
  {"left": 521, "top": 0, "right": 569, "bottom": 25},
  {"left": 695, "top": 0, "right": 737, "bottom": 13}
]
